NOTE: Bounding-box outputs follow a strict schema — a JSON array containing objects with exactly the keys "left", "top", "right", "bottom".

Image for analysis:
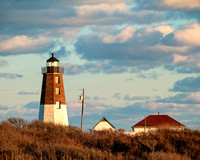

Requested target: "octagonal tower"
[{"left": 39, "top": 53, "right": 68, "bottom": 126}]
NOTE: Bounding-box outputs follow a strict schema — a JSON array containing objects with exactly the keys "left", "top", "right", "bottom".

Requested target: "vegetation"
[{"left": 0, "top": 118, "right": 200, "bottom": 160}]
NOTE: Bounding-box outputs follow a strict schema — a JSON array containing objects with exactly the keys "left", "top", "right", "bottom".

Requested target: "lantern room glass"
[{"left": 46, "top": 61, "right": 59, "bottom": 67}]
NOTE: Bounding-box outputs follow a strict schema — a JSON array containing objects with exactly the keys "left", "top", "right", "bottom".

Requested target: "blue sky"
[{"left": 0, "top": 0, "right": 200, "bottom": 131}]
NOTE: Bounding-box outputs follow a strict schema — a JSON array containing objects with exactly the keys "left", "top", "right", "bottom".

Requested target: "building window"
[
  {"left": 56, "top": 88, "right": 60, "bottom": 95},
  {"left": 56, "top": 101, "right": 61, "bottom": 109},
  {"left": 55, "top": 76, "right": 60, "bottom": 84}
]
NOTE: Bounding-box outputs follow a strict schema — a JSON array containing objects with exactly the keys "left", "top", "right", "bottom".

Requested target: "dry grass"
[{"left": 0, "top": 118, "right": 199, "bottom": 160}]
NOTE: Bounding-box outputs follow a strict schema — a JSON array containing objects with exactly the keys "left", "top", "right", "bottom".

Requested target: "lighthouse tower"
[{"left": 39, "top": 53, "right": 69, "bottom": 126}]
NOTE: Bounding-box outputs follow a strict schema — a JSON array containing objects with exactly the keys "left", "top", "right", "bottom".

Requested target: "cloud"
[
  {"left": 75, "top": 25, "right": 175, "bottom": 71},
  {"left": 23, "top": 101, "right": 39, "bottom": 109},
  {"left": 0, "top": 1, "right": 76, "bottom": 33},
  {"left": 162, "top": 0, "right": 200, "bottom": 10},
  {"left": 67, "top": 101, "right": 82, "bottom": 109},
  {"left": 157, "top": 93, "right": 200, "bottom": 104},
  {"left": 1, "top": 99, "right": 200, "bottom": 130},
  {"left": 137, "top": 72, "right": 160, "bottom": 79},
  {"left": 73, "top": 3, "right": 165, "bottom": 25},
  {"left": 82, "top": 63, "right": 103, "bottom": 74},
  {"left": 124, "top": 95, "right": 151, "bottom": 101},
  {"left": 4, "top": 0, "right": 131, "bottom": 6},
  {"left": 113, "top": 93, "right": 159, "bottom": 102},
  {"left": 106, "top": 102, "right": 180, "bottom": 118},
  {"left": 76, "top": 0, "right": 131, "bottom": 5},
  {"left": 64, "top": 63, "right": 84, "bottom": 75},
  {"left": 154, "top": 23, "right": 174, "bottom": 37},
  {"left": 64, "top": 62, "right": 129, "bottom": 75},
  {"left": 0, "top": 35, "right": 53, "bottom": 55},
  {"left": 75, "top": 3, "right": 131, "bottom": 18},
  {"left": 1, "top": 101, "right": 39, "bottom": 121},
  {"left": 85, "top": 95, "right": 106, "bottom": 101},
  {"left": 17, "top": 91, "right": 39, "bottom": 95},
  {"left": 112, "top": 93, "right": 122, "bottom": 99},
  {"left": 173, "top": 54, "right": 188, "bottom": 63},
  {"left": 174, "top": 23, "right": 200, "bottom": 46},
  {"left": 67, "top": 101, "right": 83, "bottom": 117},
  {"left": 0, "top": 105, "right": 8, "bottom": 110},
  {"left": 175, "top": 63, "right": 200, "bottom": 74},
  {"left": 135, "top": 0, "right": 200, "bottom": 10},
  {"left": 160, "top": 22, "right": 200, "bottom": 47},
  {"left": 4, "top": 108, "right": 39, "bottom": 121},
  {"left": 0, "top": 0, "right": 199, "bottom": 45},
  {"left": 67, "top": 100, "right": 110, "bottom": 119},
  {"left": 165, "top": 50, "right": 200, "bottom": 74},
  {"left": 1, "top": 1, "right": 198, "bottom": 73},
  {"left": 140, "top": 102, "right": 187, "bottom": 111},
  {"left": 54, "top": 46, "right": 69, "bottom": 58},
  {"left": 158, "top": 22, "right": 200, "bottom": 74},
  {"left": 170, "top": 76, "right": 200, "bottom": 92},
  {"left": 150, "top": 44, "right": 189, "bottom": 54},
  {"left": 102, "top": 26, "right": 136, "bottom": 43},
  {"left": 61, "top": 30, "right": 78, "bottom": 41},
  {"left": 0, "top": 1, "right": 165, "bottom": 40},
  {"left": 67, "top": 4, "right": 164, "bottom": 26},
  {"left": 0, "top": 73, "right": 23, "bottom": 79}
]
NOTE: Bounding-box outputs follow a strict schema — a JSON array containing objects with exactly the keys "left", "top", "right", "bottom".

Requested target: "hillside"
[{"left": 0, "top": 118, "right": 200, "bottom": 160}]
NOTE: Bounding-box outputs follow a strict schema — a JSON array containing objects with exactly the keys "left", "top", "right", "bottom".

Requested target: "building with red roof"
[{"left": 132, "top": 113, "right": 185, "bottom": 133}]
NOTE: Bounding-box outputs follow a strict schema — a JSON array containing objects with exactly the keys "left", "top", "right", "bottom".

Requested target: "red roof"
[{"left": 133, "top": 115, "right": 185, "bottom": 128}]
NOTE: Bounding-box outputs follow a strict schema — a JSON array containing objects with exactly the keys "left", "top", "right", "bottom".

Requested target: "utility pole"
[
  {"left": 144, "top": 116, "right": 146, "bottom": 133},
  {"left": 80, "top": 88, "right": 84, "bottom": 131}
]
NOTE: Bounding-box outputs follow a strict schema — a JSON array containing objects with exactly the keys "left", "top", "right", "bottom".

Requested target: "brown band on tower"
[{"left": 40, "top": 73, "right": 66, "bottom": 105}]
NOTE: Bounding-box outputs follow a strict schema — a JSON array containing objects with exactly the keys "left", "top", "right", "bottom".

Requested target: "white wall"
[
  {"left": 133, "top": 127, "right": 158, "bottom": 133},
  {"left": 39, "top": 104, "right": 69, "bottom": 126},
  {"left": 125, "top": 126, "right": 185, "bottom": 136},
  {"left": 93, "top": 121, "right": 115, "bottom": 131}
]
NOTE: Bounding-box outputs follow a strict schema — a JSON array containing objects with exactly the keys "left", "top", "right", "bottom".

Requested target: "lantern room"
[
  {"left": 42, "top": 53, "right": 64, "bottom": 74},
  {"left": 46, "top": 53, "right": 59, "bottom": 67}
]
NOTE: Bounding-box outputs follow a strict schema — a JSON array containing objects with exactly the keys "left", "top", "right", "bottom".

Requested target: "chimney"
[{"left": 158, "top": 112, "right": 160, "bottom": 115}]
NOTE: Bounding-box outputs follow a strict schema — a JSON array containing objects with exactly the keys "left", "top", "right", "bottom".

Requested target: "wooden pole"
[
  {"left": 81, "top": 88, "right": 84, "bottom": 131},
  {"left": 144, "top": 116, "right": 146, "bottom": 133}
]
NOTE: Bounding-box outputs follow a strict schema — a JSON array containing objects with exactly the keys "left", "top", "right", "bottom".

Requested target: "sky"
[{"left": 0, "top": 0, "right": 200, "bottom": 131}]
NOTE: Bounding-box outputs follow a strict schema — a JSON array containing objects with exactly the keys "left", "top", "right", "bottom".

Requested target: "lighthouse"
[{"left": 39, "top": 53, "right": 69, "bottom": 126}]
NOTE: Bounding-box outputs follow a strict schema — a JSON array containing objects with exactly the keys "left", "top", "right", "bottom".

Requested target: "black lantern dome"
[{"left": 47, "top": 53, "right": 59, "bottom": 62}]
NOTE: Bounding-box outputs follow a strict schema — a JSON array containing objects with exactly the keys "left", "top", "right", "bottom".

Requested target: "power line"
[{"left": 85, "top": 102, "right": 131, "bottom": 119}]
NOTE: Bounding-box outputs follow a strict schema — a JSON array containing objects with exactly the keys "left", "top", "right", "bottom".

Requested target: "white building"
[
  {"left": 133, "top": 113, "right": 185, "bottom": 133},
  {"left": 125, "top": 113, "right": 185, "bottom": 136},
  {"left": 93, "top": 117, "right": 115, "bottom": 131}
]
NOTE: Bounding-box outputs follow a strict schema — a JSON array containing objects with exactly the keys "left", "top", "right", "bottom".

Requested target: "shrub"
[
  {"left": 7, "top": 117, "right": 27, "bottom": 129},
  {"left": 0, "top": 118, "right": 200, "bottom": 160}
]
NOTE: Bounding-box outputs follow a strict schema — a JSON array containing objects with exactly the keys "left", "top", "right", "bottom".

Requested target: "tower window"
[
  {"left": 56, "top": 88, "right": 60, "bottom": 95},
  {"left": 56, "top": 101, "right": 61, "bottom": 109},
  {"left": 55, "top": 77, "right": 60, "bottom": 84}
]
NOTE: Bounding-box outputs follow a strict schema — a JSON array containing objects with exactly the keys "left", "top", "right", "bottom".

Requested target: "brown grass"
[{"left": 0, "top": 118, "right": 199, "bottom": 160}]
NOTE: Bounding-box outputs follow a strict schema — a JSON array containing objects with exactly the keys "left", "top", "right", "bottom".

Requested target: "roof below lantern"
[{"left": 47, "top": 53, "right": 59, "bottom": 62}]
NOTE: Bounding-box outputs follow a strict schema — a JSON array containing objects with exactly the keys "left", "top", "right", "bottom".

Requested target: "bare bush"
[{"left": 0, "top": 118, "right": 199, "bottom": 160}]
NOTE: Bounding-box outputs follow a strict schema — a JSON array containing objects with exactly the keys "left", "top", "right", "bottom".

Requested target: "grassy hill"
[{"left": 0, "top": 118, "right": 200, "bottom": 160}]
